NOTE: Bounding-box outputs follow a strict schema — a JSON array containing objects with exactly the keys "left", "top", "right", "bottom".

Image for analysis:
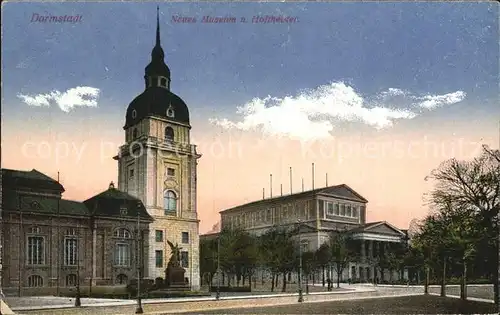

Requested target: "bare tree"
[{"left": 425, "top": 146, "right": 500, "bottom": 306}]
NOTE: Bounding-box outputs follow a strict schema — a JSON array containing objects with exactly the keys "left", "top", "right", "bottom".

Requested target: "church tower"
[{"left": 115, "top": 7, "right": 201, "bottom": 289}]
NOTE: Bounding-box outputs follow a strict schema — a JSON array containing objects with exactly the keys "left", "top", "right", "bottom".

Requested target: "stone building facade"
[
  {"left": 207, "top": 184, "right": 408, "bottom": 283},
  {"left": 1, "top": 169, "right": 153, "bottom": 294},
  {"left": 112, "top": 8, "right": 201, "bottom": 289}
]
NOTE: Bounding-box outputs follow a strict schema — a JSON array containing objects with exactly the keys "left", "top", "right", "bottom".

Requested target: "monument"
[{"left": 164, "top": 241, "right": 189, "bottom": 290}]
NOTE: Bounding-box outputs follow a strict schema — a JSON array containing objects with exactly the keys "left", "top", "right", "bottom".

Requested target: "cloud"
[
  {"left": 210, "top": 81, "right": 466, "bottom": 141},
  {"left": 415, "top": 91, "right": 466, "bottom": 109},
  {"left": 17, "top": 86, "right": 101, "bottom": 112}
]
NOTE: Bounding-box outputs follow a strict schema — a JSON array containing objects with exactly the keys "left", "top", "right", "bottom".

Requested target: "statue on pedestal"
[{"left": 165, "top": 240, "right": 187, "bottom": 287}]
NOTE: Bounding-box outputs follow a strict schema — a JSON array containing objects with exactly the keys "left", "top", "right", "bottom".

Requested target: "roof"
[
  {"left": 2, "top": 168, "right": 65, "bottom": 192},
  {"left": 2, "top": 192, "right": 89, "bottom": 216},
  {"left": 84, "top": 185, "right": 154, "bottom": 221},
  {"left": 220, "top": 184, "right": 367, "bottom": 214},
  {"left": 125, "top": 87, "right": 190, "bottom": 128}
]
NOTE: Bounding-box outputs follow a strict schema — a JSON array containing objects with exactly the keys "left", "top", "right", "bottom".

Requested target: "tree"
[
  {"left": 315, "top": 243, "right": 330, "bottom": 287},
  {"left": 425, "top": 146, "right": 500, "bottom": 305},
  {"left": 327, "top": 231, "right": 356, "bottom": 288},
  {"left": 199, "top": 237, "right": 218, "bottom": 287},
  {"left": 259, "top": 226, "right": 297, "bottom": 292}
]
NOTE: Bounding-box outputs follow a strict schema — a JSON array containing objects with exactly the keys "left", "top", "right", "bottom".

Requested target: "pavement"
[{"left": 6, "top": 284, "right": 495, "bottom": 315}]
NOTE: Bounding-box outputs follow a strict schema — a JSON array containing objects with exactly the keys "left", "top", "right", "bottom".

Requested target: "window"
[
  {"left": 133, "top": 128, "right": 138, "bottom": 139},
  {"left": 167, "top": 168, "right": 175, "bottom": 177},
  {"left": 352, "top": 206, "right": 358, "bottom": 218},
  {"left": 155, "top": 250, "right": 163, "bottom": 268},
  {"left": 114, "top": 228, "right": 132, "bottom": 239},
  {"left": 182, "top": 232, "right": 189, "bottom": 244},
  {"left": 340, "top": 204, "right": 346, "bottom": 216},
  {"left": 131, "top": 109, "right": 137, "bottom": 119},
  {"left": 120, "top": 207, "right": 128, "bottom": 216},
  {"left": 161, "top": 78, "right": 167, "bottom": 87},
  {"left": 116, "top": 274, "right": 128, "bottom": 285},
  {"left": 326, "top": 202, "right": 334, "bottom": 215},
  {"left": 300, "top": 240, "right": 309, "bottom": 253},
  {"left": 27, "top": 236, "right": 44, "bottom": 265},
  {"left": 180, "top": 251, "right": 189, "bottom": 268},
  {"left": 114, "top": 243, "right": 130, "bottom": 267},
  {"left": 64, "top": 238, "right": 78, "bottom": 266},
  {"left": 334, "top": 204, "right": 340, "bottom": 216},
  {"left": 129, "top": 169, "right": 134, "bottom": 178},
  {"left": 27, "top": 275, "right": 43, "bottom": 287},
  {"left": 346, "top": 205, "right": 352, "bottom": 217},
  {"left": 155, "top": 230, "right": 164, "bottom": 242},
  {"left": 164, "top": 190, "right": 177, "bottom": 213},
  {"left": 165, "top": 126, "right": 174, "bottom": 141},
  {"left": 167, "top": 106, "right": 175, "bottom": 118},
  {"left": 66, "top": 274, "right": 77, "bottom": 286}
]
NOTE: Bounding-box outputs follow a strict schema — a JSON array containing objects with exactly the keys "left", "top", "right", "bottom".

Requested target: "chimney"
[
  {"left": 289, "top": 167, "right": 293, "bottom": 195},
  {"left": 262, "top": 188, "right": 265, "bottom": 200},
  {"left": 326, "top": 173, "right": 328, "bottom": 187},
  {"left": 270, "top": 174, "right": 273, "bottom": 198},
  {"left": 280, "top": 184, "right": 283, "bottom": 196},
  {"left": 302, "top": 178, "right": 304, "bottom": 192},
  {"left": 312, "top": 163, "right": 315, "bottom": 190}
]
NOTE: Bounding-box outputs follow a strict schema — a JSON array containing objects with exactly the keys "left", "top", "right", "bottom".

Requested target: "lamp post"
[
  {"left": 74, "top": 222, "right": 81, "bottom": 307},
  {"left": 216, "top": 234, "right": 221, "bottom": 300},
  {"left": 135, "top": 203, "right": 144, "bottom": 314},
  {"left": 297, "top": 219, "right": 303, "bottom": 303}
]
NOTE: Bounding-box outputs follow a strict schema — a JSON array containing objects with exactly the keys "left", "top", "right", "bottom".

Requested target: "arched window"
[
  {"left": 114, "top": 228, "right": 132, "bottom": 239},
  {"left": 165, "top": 127, "right": 174, "bottom": 141},
  {"left": 161, "top": 78, "right": 167, "bottom": 87},
  {"left": 116, "top": 274, "right": 128, "bottom": 285},
  {"left": 27, "top": 275, "right": 43, "bottom": 287},
  {"left": 164, "top": 190, "right": 177, "bottom": 213},
  {"left": 66, "top": 274, "right": 77, "bottom": 286},
  {"left": 133, "top": 128, "right": 138, "bottom": 139}
]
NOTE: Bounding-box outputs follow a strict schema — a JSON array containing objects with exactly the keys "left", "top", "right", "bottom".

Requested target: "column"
[{"left": 360, "top": 240, "right": 366, "bottom": 263}]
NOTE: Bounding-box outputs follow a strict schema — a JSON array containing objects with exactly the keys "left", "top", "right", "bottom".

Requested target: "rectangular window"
[
  {"left": 326, "top": 202, "right": 334, "bottom": 215},
  {"left": 64, "top": 238, "right": 78, "bottom": 266},
  {"left": 167, "top": 168, "right": 175, "bottom": 176},
  {"left": 155, "top": 250, "right": 163, "bottom": 268},
  {"left": 115, "top": 243, "right": 130, "bottom": 267},
  {"left": 129, "top": 169, "right": 134, "bottom": 177},
  {"left": 340, "top": 204, "right": 346, "bottom": 216},
  {"left": 352, "top": 206, "right": 358, "bottom": 218},
  {"left": 334, "top": 204, "right": 340, "bottom": 216},
  {"left": 181, "top": 251, "right": 189, "bottom": 268},
  {"left": 155, "top": 230, "right": 164, "bottom": 242},
  {"left": 182, "top": 232, "right": 189, "bottom": 244},
  {"left": 346, "top": 205, "right": 352, "bottom": 217},
  {"left": 27, "top": 236, "right": 44, "bottom": 265}
]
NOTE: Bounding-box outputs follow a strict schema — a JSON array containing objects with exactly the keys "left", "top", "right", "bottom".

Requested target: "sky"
[{"left": 2, "top": 2, "right": 499, "bottom": 234}]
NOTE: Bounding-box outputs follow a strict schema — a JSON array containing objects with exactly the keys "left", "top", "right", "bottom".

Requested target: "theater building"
[{"left": 209, "top": 184, "right": 408, "bottom": 283}]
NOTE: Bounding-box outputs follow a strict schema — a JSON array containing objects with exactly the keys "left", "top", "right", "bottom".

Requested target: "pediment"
[
  {"left": 363, "top": 222, "right": 405, "bottom": 236},
  {"left": 318, "top": 184, "right": 367, "bottom": 202}
]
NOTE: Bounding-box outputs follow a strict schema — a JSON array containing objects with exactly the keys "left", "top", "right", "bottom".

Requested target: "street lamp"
[
  {"left": 297, "top": 219, "right": 303, "bottom": 303},
  {"left": 216, "top": 234, "right": 221, "bottom": 300},
  {"left": 135, "top": 203, "right": 144, "bottom": 314},
  {"left": 75, "top": 223, "right": 81, "bottom": 307}
]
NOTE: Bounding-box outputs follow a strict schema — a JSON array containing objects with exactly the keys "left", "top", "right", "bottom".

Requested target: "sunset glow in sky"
[{"left": 2, "top": 2, "right": 499, "bottom": 233}]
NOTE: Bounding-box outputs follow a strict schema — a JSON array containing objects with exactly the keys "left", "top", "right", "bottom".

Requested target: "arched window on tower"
[
  {"left": 161, "top": 78, "right": 167, "bottom": 87},
  {"left": 165, "top": 127, "right": 174, "bottom": 142},
  {"left": 133, "top": 128, "right": 138, "bottom": 139},
  {"left": 164, "top": 190, "right": 177, "bottom": 214}
]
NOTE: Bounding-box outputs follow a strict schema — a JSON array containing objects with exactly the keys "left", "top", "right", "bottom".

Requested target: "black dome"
[{"left": 125, "top": 87, "right": 190, "bottom": 128}]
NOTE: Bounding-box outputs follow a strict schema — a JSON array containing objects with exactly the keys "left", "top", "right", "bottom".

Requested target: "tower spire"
[{"left": 156, "top": 6, "right": 161, "bottom": 47}]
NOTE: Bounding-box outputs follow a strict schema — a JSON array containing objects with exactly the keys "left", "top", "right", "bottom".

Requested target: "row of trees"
[
  {"left": 410, "top": 146, "right": 499, "bottom": 306},
  {"left": 200, "top": 223, "right": 408, "bottom": 292}
]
